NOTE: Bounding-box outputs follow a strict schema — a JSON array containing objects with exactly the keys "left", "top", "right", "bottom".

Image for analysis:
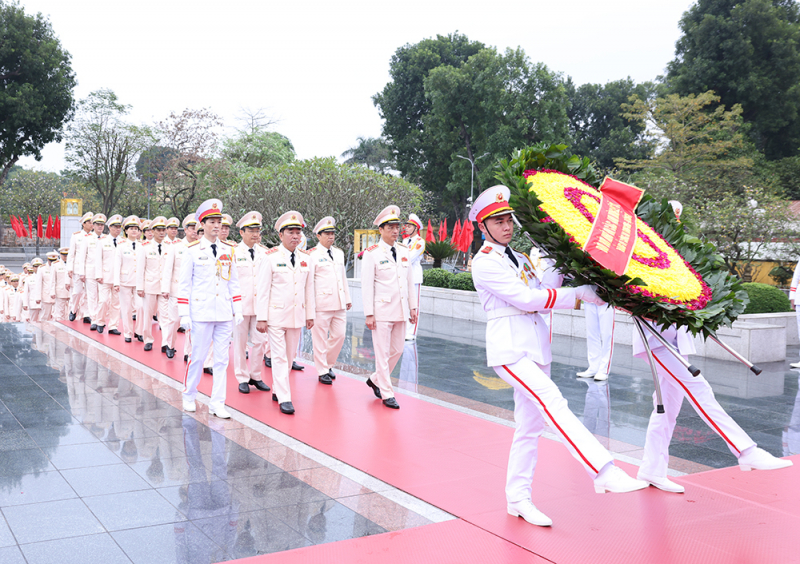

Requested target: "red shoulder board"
[
  {"left": 298, "top": 248, "right": 310, "bottom": 255},
  {"left": 366, "top": 245, "right": 379, "bottom": 252},
  {"left": 265, "top": 247, "right": 279, "bottom": 255},
  {"left": 481, "top": 246, "right": 493, "bottom": 254}
]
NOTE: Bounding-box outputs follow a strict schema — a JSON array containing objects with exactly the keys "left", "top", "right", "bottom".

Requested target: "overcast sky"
[{"left": 17, "top": 0, "right": 695, "bottom": 172}]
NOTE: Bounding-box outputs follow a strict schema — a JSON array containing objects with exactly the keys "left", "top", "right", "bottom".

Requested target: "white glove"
[
  {"left": 234, "top": 313, "right": 244, "bottom": 326},
  {"left": 180, "top": 316, "right": 191, "bottom": 330},
  {"left": 575, "top": 285, "right": 605, "bottom": 306}
]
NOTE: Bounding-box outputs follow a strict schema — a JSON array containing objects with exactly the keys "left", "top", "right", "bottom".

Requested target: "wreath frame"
[{"left": 494, "top": 146, "right": 748, "bottom": 337}]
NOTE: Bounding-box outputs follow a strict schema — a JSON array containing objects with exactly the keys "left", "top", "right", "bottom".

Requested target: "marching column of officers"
[{"left": 2, "top": 199, "right": 414, "bottom": 417}]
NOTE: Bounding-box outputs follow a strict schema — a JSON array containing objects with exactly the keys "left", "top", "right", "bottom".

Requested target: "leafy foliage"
[
  {"left": 340, "top": 136, "right": 395, "bottom": 174},
  {"left": 741, "top": 282, "right": 792, "bottom": 313},
  {"left": 0, "top": 1, "right": 76, "bottom": 185},
  {"left": 424, "top": 240, "right": 456, "bottom": 268},
  {"left": 449, "top": 272, "right": 475, "bottom": 292},
  {"left": 495, "top": 146, "right": 749, "bottom": 337},
  {"left": 422, "top": 268, "right": 452, "bottom": 288},
  {"left": 221, "top": 130, "right": 295, "bottom": 170},
  {"left": 667, "top": 0, "right": 800, "bottom": 159}
]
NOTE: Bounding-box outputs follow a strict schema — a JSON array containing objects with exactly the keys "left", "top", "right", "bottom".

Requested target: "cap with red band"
[
  {"left": 468, "top": 185, "right": 513, "bottom": 223},
  {"left": 196, "top": 199, "right": 223, "bottom": 222}
]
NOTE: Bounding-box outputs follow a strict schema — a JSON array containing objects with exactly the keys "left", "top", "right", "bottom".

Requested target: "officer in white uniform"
[
  {"left": 177, "top": 199, "right": 243, "bottom": 419},
  {"left": 402, "top": 213, "right": 425, "bottom": 340},
  {"left": 67, "top": 211, "right": 93, "bottom": 321},
  {"left": 161, "top": 214, "right": 198, "bottom": 359},
  {"left": 309, "top": 216, "right": 352, "bottom": 385},
  {"left": 577, "top": 302, "right": 615, "bottom": 381},
  {"left": 232, "top": 211, "right": 271, "bottom": 394},
  {"left": 470, "top": 185, "right": 647, "bottom": 528}
]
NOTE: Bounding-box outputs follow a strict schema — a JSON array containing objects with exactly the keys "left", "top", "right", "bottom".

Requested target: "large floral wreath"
[{"left": 495, "top": 147, "right": 747, "bottom": 336}]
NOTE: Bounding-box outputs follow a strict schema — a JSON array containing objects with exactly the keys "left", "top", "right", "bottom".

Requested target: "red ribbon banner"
[{"left": 582, "top": 177, "right": 645, "bottom": 276}]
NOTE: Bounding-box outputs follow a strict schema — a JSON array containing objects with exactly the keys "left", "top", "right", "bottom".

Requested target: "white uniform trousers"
[
  {"left": 141, "top": 293, "right": 159, "bottom": 345},
  {"left": 29, "top": 307, "right": 40, "bottom": 322},
  {"left": 585, "top": 302, "right": 615, "bottom": 376},
  {"left": 311, "top": 309, "right": 346, "bottom": 376},
  {"left": 494, "top": 358, "right": 614, "bottom": 504},
  {"left": 183, "top": 320, "right": 233, "bottom": 410},
  {"left": 640, "top": 350, "right": 756, "bottom": 478},
  {"left": 164, "top": 296, "right": 181, "bottom": 351},
  {"left": 108, "top": 285, "right": 120, "bottom": 331},
  {"left": 95, "top": 282, "right": 113, "bottom": 328},
  {"left": 268, "top": 326, "right": 301, "bottom": 403},
  {"left": 68, "top": 276, "right": 86, "bottom": 317},
  {"left": 39, "top": 303, "right": 54, "bottom": 322},
  {"left": 53, "top": 298, "right": 68, "bottom": 321},
  {"left": 119, "top": 286, "right": 136, "bottom": 339},
  {"left": 232, "top": 315, "right": 266, "bottom": 384},
  {"left": 85, "top": 278, "right": 99, "bottom": 322},
  {"left": 405, "top": 284, "right": 422, "bottom": 339},
  {"left": 795, "top": 306, "right": 800, "bottom": 359},
  {"left": 369, "top": 320, "right": 405, "bottom": 400}
]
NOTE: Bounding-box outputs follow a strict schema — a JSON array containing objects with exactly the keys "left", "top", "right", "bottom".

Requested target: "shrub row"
[{"left": 422, "top": 268, "right": 476, "bottom": 291}]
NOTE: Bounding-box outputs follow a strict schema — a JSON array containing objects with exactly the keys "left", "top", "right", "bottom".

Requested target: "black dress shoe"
[
  {"left": 135, "top": 334, "right": 143, "bottom": 342},
  {"left": 132, "top": 314, "right": 136, "bottom": 321},
  {"left": 245, "top": 350, "right": 249, "bottom": 360},
  {"left": 125, "top": 338, "right": 132, "bottom": 343},
  {"left": 68, "top": 312, "right": 76, "bottom": 321},
  {"left": 143, "top": 343, "right": 153, "bottom": 351},
  {"left": 279, "top": 401, "right": 295, "bottom": 414},
  {"left": 272, "top": 393, "right": 278, "bottom": 402},
  {"left": 329, "top": 369, "right": 336, "bottom": 380},
  {"left": 184, "top": 354, "right": 188, "bottom": 362},
  {"left": 166, "top": 348, "right": 175, "bottom": 359},
  {"left": 108, "top": 329, "right": 121, "bottom": 335},
  {"left": 161, "top": 345, "right": 167, "bottom": 353},
  {"left": 383, "top": 397, "right": 400, "bottom": 409},
  {"left": 319, "top": 373, "right": 333, "bottom": 385},
  {"left": 203, "top": 367, "right": 213, "bottom": 375},
  {"left": 264, "top": 356, "right": 272, "bottom": 368},
  {"left": 238, "top": 382, "right": 250, "bottom": 394},
  {"left": 97, "top": 326, "right": 105, "bottom": 334},
  {"left": 83, "top": 317, "right": 91, "bottom": 324},
  {"left": 153, "top": 315, "right": 157, "bottom": 321},
  {"left": 366, "top": 378, "right": 381, "bottom": 399},
  {"left": 249, "top": 379, "right": 270, "bottom": 392},
  {"left": 291, "top": 361, "right": 304, "bottom": 371},
  {"left": 90, "top": 324, "right": 97, "bottom": 331},
  {"left": 177, "top": 327, "right": 185, "bottom": 333}
]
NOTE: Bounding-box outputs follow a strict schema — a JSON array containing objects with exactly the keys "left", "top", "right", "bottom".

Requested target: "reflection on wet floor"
[
  {"left": 299, "top": 313, "right": 800, "bottom": 470},
  {"left": 0, "top": 323, "right": 427, "bottom": 563}
]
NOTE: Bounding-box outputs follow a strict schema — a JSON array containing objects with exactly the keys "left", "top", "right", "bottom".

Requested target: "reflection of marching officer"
[
  {"left": 178, "top": 199, "right": 243, "bottom": 419},
  {"left": 790, "top": 261, "right": 800, "bottom": 368},
  {"left": 67, "top": 211, "right": 93, "bottom": 321},
  {"left": 634, "top": 324, "right": 792, "bottom": 492},
  {"left": 309, "top": 216, "right": 352, "bottom": 385},
  {"left": 470, "top": 185, "right": 647, "bottom": 528},
  {"left": 232, "top": 211, "right": 271, "bottom": 394},
  {"left": 361, "top": 206, "right": 418, "bottom": 409},
  {"left": 402, "top": 213, "right": 425, "bottom": 340},
  {"left": 255, "top": 211, "right": 315, "bottom": 415},
  {"left": 577, "top": 302, "right": 615, "bottom": 381},
  {"left": 161, "top": 214, "right": 198, "bottom": 360}
]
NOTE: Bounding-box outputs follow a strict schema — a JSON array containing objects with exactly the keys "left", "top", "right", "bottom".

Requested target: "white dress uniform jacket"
[
  {"left": 404, "top": 234, "right": 426, "bottom": 285},
  {"left": 177, "top": 238, "right": 242, "bottom": 322},
  {"left": 255, "top": 244, "right": 315, "bottom": 328},
  {"left": 361, "top": 240, "right": 417, "bottom": 321},
  {"left": 309, "top": 245, "right": 350, "bottom": 312}
]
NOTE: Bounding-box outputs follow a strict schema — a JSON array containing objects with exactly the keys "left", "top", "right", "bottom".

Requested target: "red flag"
[
  {"left": 425, "top": 219, "right": 435, "bottom": 243},
  {"left": 438, "top": 219, "right": 447, "bottom": 242},
  {"left": 460, "top": 220, "right": 474, "bottom": 253},
  {"left": 45, "top": 215, "right": 52, "bottom": 239},
  {"left": 55, "top": 216, "right": 61, "bottom": 238},
  {"left": 37, "top": 215, "right": 43, "bottom": 238},
  {"left": 9, "top": 216, "right": 19, "bottom": 237},
  {"left": 27, "top": 216, "right": 32, "bottom": 238},
  {"left": 451, "top": 219, "right": 461, "bottom": 246}
]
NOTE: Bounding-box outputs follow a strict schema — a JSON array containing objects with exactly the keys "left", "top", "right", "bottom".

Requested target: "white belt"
[{"left": 486, "top": 306, "right": 539, "bottom": 320}]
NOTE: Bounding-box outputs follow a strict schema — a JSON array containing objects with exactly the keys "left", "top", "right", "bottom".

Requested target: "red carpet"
[{"left": 60, "top": 320, "right": 800, "bottom": 563}]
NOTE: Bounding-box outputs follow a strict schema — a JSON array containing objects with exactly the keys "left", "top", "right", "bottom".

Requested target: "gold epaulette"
[
  {"left": 265, "top": 247, "right": 279, "bottom": 255},
  {"left": 366, "top": 244, "right": 379, "bottom": 252},
  {"left": 396, "top": 242, "right": 407, "bottom": 248},
  {"left": 187, "top": 240, "right": 200, "bottom": 247}
]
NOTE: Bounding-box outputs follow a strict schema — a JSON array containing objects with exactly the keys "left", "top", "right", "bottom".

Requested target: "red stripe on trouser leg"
[
  {"left": 502, "top": 365, "right": 598, "bottom": 473},
  {"left": 653, "top": 353, "right": 741, "bottom": 454}
]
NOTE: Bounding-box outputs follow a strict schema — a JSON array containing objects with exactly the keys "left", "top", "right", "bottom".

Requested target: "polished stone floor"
[{"left": 0, "top": 323, "right": 439, "bottom": 564}]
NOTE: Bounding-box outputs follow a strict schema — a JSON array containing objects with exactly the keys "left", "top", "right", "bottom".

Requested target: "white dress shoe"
[
  {"left": 182, "top": 399, "right": 196, "bottom": 412},
  {"left": 738, "top": 447, "right": 793, "bottom": 471},
  {"left": 507, "top": 500, "right": 552, "bottom": 527},
  {"left": 637, "top": 472, "right": 685, "bottom": 493},
  {"left": 576, "top": 368, "right": 596, "bottom": 378},
  {"left": 593, "top": 465, "right": 649, "bottom": 494},
  {"left": 210, "top": 405, "right": 231, "bottom": 419},
  {"left": 593, "top": 373, "right": 608, "bottom": 381},
  {"left": 790, "top": 360, "right": 800, "bottom": 368}
]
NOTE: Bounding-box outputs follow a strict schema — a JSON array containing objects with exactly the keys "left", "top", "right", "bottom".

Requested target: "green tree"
[
  {"left": 64, "top": 89, "right": 155, "bottom": 216},
  {"left": 667, "top": 0, "right": 800, "bottom": 159},
  {"left": 135, "top": 146, "right": 179, "bottom": 188},
  {"left": 340, "top": 136, "right": 394, "bottom": 174},
  {"left": 373, "top": 33, "right": 485, "bottom": 196},
  {"left": 221, "top": 130, "right": 295, "bottom": 170},
  {"left": 566, "top": 78, "right": 653, "bottom": 170},
  {"left": 0, "top": 1, "right": 76, "bottom": 185}
]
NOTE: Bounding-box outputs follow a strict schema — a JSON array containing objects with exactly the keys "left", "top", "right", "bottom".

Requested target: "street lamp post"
[{"left": 456, "top": 152, "right": 490, "bottom": 210}]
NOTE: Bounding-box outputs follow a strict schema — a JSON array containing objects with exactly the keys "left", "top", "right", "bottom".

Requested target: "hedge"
[
  {"left": 741, "top": 283, "right": 792, "bottom": 314},
  {"left": 422, "top": 268, "right": 452, "bottom": 288},
  {"left": 449, "top": 272, "right": 476, "bottom": 291}
]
